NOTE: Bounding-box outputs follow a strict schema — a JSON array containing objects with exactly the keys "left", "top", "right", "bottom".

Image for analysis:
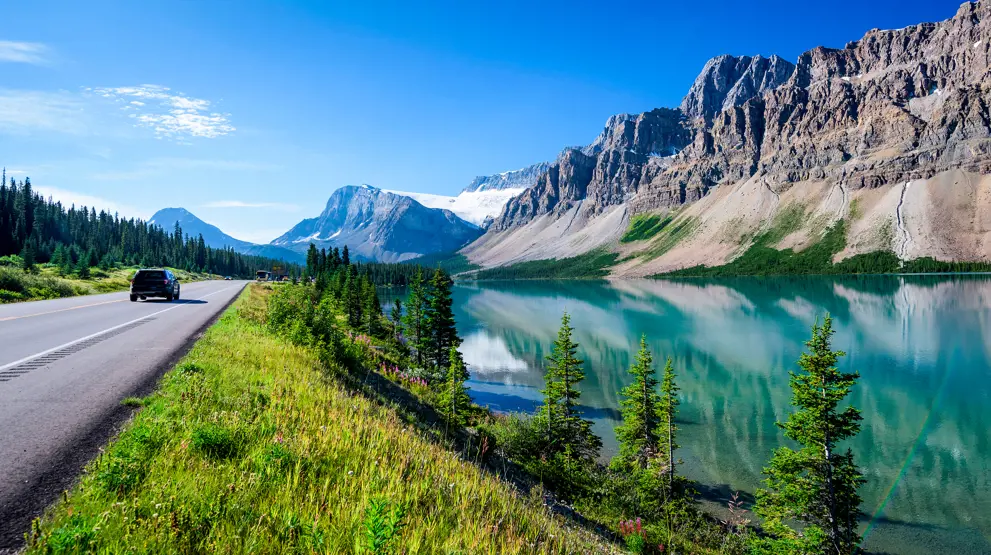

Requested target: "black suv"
[{"left": 130, "top": 269, "right": 181, "bottom": 302}]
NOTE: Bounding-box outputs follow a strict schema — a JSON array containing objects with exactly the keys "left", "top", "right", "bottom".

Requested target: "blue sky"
[{"left": 0, "top": 0, "right": 962, "bottom": 243}]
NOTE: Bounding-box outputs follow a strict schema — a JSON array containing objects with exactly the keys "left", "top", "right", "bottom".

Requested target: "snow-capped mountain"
[
  {"left": 385, "top": 162, "right": 550, "bottom": 226},
  {"left": 383, "top": 187, "right": 526, "bottom": 227},
  {"left": 149, "top": 207, "right": 303, "bottom": 262},
  {"left": 272, "top": 185, "right": 482, "bottom": 262}
]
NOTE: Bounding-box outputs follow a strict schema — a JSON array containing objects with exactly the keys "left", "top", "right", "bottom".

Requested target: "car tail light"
[{"left": 164, "top": 279, "right": 169, "bottom": 285}]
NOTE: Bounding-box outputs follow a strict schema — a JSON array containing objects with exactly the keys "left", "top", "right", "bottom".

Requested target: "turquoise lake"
[{"left": 384, "top": 275, "right": 991, "bottom": 554}]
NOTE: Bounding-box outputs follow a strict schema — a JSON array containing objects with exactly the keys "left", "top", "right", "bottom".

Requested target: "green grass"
[
  {"left": 664, "top": 219, "right": 849, "bottom": 277},
  {"left": 469, "top": 249, "right": 620, "bottom": 280},
  {"left": 0, "top": 265, "right": 217, "bottom": 304},
  {"left": 25, "top": 285, "right": 618, "bottom": 554},
  {"left": 643, "top": 216, "right": 699, "bottom": 259},
  {"left": 620, "top": 213, "right": 674, "bottom": 243}
]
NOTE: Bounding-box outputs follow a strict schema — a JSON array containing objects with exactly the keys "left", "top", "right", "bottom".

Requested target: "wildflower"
[{"left": 348, "top": 471, "right": 354, "bottom": 476}]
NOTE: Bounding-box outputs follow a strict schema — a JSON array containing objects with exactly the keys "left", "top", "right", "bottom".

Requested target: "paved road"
[{"left": 0, "top": 279, "right": 247, "bottom": 549}]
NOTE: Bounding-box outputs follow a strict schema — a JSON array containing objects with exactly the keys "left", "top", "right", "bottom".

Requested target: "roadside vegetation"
[
  {"left": 27, "top": 243, "right": 872, "bottom": 554},
  {"left": 468, "top": 249, "right": 620, "bottom": 280},
  {"left": 0, "top": 256, "right": 216, "bottom": 303}
]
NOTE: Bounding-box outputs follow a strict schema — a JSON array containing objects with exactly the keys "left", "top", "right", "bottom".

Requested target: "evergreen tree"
[
  {"left": 305, "top": 243, "right": 319, "bottom": 279},
  {"left": 613, "top": 336, "right": 663, "bottom": 472},
  {"left": 20, "top": 239, "right": 35, "bottom": 273},
  {"left": 538, "top": 312, "right": 601, "bottom": 462},
  {"left": 424, "top": 268, "right": 459, "bottom": 369},
  {"left": 76, "top": 253, "right": 90, "bottom": 278},
  {"left": 364, "top": 278, "right": 383, "bottom": 337},
  {"left": 402, "top": 268, "right": 428, "bottom": 367},
  {"left": 391, "top": 298, "right": 403, "bottom": 340},
  {"left": 658, "top": 357, "right": 680, "bottom": 499},
  {"left": 438, "top": 346, "right": 471, "bottom": 428},
  {"left": 754, "top": 315, "right": 865, "bottom": 555},
  {"left": 342, "top": 245, "right": 350, "bottom": 267}
]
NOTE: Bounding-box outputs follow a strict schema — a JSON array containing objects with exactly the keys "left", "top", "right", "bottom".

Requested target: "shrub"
[{"left": 190, "top": 423, "right": 241, "bottom": 460}]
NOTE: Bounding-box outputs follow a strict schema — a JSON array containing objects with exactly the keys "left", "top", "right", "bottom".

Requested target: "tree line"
[{"left": 0, "top": 171, "right": 296, "bottom": 277}]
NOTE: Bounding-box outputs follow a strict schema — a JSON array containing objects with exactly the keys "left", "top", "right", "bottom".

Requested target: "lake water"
[{"left": 383, "top": 275, "right": 991, "bottom": 554}]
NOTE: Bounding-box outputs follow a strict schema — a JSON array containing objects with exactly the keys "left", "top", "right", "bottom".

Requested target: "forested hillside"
[{"left": 0, "top": 172, "right": 293, "bottom": 277}]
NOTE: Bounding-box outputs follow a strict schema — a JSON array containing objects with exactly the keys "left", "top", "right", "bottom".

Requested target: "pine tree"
[
  {"left": 754, "top": 315, "right": 865, "bottom": 555},
  {"left": 342, "top": 245, "right": 350, "bottom": 267},
  {"left": 402, "top": 268, "right": 428, "bottom": 367},
  {"left": 424, "top": 268, "right": 459, "bottom": 370},
  {"left": 658, "top": 357, "right": 680, "bottom": 500},
  {"left": 391, "top": 298, "right": 403, "bottom": 340},
  {"left": 305, "top": 243, "right": 319, "bottom": 279},
  {"left": 20, "top": 240, "right": 35, "bottom": 273},
  {"left": 438, "top": 346, "right": 471, "bottom": 428},
  {"left": 613, "top": 336, "right": 663, "bottom": 472},
  {"left": 539, "top": 312, "right": 601, "bottom": 462},
  {"left": 364, "top": 278, "right": 383, "bottom": 337}
]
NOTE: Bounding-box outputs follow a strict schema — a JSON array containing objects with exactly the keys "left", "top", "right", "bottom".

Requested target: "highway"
[{"left": 0, "top": 279, "right": 247, "bottom": 549}]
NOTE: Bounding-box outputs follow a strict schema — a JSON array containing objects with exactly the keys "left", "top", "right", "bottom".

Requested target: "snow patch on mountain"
[{"left": 384, "top": 188, "right": 526, "bottom": 226}]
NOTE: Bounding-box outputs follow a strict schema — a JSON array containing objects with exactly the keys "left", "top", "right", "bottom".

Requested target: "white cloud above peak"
[
  {"left": 91, "top": 85, "right": 234, "bottom": 140},
  {"left": 0, "top": 41, "right": 50, "bottom": 65}
]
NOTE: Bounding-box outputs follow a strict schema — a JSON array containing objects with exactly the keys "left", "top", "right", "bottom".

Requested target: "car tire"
[
  {"left": 174, "top": 288, "right": 180, "bottom": 301},
  {"left": 130, "top": 294, "right": 137, "bottom": 302},
  {"left": 166, "top": 292, "right": 174, "bottom": 302}
]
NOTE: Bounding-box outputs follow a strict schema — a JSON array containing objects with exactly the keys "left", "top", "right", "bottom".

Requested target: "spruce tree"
[
  {"left": 20, "top": 240, "right": 35, "bottom": 273},
  {"left": 539, "top": 312, "right": 601, "bottom": 462},
  {"left": 342, "top": 245, "right": 350, "bottom": 267},
  {"left": 402, "top": 268, "right": 428, "bottom": 367},
  {"left": 364, "top": 278, "right": 383, "bottom": 337},
  {"left": 439, "top": 346, "right": 471, "bottom": 428},
  {"left": 754, "top": 315, "right": 865, "bottom": 555},
  {"left": 613, "top": 336, "right": 663, "bottom": 472},
  {"left": 391, "top": 298, "right": 403, "bottom": 340},
  {"left": 424, "top": 268, "right": 459, "bottom": 370},
  {"left": 305, "top": 243, "right": 318, "bottom": 279},
  {"left": 658, "top": 357, "right": 680, "bottom": 499}
]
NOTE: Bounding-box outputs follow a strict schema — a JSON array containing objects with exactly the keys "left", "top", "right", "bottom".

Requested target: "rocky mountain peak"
[{"left": 679, "top": 54, "right": 795, "bottom": 123}]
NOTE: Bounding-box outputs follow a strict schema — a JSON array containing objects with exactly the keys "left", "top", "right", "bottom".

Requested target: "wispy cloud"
[
  {"left": 90, "top": 85, "right": 234, "bottom": 140},
  {"left": 0, "top": 41, "right": 50, "bottom": 65},
  {"left": 92, "top": 158, "right": 280, "bottom": 181},
  {"left": 0, "top": 89, "right": 89, "bottom": 134},
  {"left": 202, "top": 200, "right": 300, "bottom": 211},
  {"left": 33, "top": 185, "right": 150, "bottom": 220}
]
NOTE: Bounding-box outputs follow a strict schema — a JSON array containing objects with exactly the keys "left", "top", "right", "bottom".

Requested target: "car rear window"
[{"left": 135, "top": 270, "right": 166, "bottom": 281}]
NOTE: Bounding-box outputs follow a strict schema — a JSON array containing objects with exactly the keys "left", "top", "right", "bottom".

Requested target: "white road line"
[{"left": 0, "top": 284, "right": 239, "bottom": 372}]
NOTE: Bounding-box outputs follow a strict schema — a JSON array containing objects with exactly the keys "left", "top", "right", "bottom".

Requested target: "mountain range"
[{"left": 153, "top": 1, "right": 991, "bottom": 273}]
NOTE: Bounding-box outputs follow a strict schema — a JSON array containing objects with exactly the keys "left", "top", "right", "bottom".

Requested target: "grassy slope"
[
  {"left": 468, "top": 249, "right": 620, "bottom": 280},
  {"left": 25, "top": 285, "right": 618, "bottom": 554},
  {"left": 407, "top": 251, "right": 480, "bottom": 275},
  {"left": 0, "top": 265, "right": 217, "bottom": 304}
]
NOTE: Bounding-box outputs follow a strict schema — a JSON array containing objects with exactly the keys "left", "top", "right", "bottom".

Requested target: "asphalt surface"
[{"left": 0, "top": 279, "right": 247, "bottom": 549}]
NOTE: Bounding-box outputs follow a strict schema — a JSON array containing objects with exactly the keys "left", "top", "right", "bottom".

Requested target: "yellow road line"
[{"left": 0, "top": 299, "right": 125, "bottom": 322}]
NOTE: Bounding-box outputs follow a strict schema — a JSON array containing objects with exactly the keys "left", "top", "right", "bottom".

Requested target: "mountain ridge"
[
  {"left": 149, "top": 207, "right": 304, "bottom": 263},
  {"left": 463, "top": 0, "right": 991, "bottom": 275}
]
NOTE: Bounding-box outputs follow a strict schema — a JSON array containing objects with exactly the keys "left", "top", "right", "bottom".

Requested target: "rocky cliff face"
[
  {"left": 469, "top": 1, "right": 991, "bottom": 270},
  {"left": 273, "top": 185, "right": 482, "bottom": 262}
]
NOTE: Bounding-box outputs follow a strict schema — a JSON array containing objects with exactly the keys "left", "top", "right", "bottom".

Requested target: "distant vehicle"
[
  {"left": 256, "top": 270, "right": 271, "bottom": 281},
  {"left": 224, "top": 276, "right": 232, "bottom": 280},
  {"left": 130, "top": 268, "right": 180, "bottom": 302}
]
